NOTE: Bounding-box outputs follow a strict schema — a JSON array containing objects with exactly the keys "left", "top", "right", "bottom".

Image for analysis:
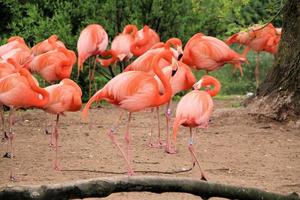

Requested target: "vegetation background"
[{"left": 0, "top": 0, "right": 283, "bottom": 101}]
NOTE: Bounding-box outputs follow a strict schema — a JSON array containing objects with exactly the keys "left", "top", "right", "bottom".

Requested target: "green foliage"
[{"left": 0, "top": 0, "right": 282, "bottom": 101}]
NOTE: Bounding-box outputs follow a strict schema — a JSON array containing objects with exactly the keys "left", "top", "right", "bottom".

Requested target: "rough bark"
[
  {"left": 0, "top": 176, "right": 299, "bottom": 200},
  {"left": 247, "top": 0, "right": 300, "bottom": 121}
]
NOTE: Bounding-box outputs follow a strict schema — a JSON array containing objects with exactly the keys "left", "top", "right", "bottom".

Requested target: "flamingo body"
[
  {"left": 32, "top": 35, "right": 66, "bottom": 56},
  {"left": 77, "top": 24, "right": 108, "bottom": 72}
]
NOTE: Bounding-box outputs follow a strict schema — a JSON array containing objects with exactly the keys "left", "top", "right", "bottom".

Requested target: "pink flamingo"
[
  {"left": 43, "top": 79, "right": 82, "bottom": 170},
  {"left": 77, "top": 24, "right": 108, "bottom": 75},
  {"left": 130, "top": 25, "right": 160, "bottom": 56},
  {"left": 25, "top": 47, "right": 76, "bottom": 83},
  {"left": 181, "top": 33, "right": 246, "bottom": 76},
  {"left": 0, "top": 36, "right": 30, "bottom": 57},
  {"left": 124, "top": 38, "right": 183, "bottom": 75},
  {"left": 101, "top": 25, "right": 138, "bottom": 66},
  {"left": 225, "top": 23, "right": 279, "bottom": 86},
  {"left": 31, "top": 35, "right": 66, "bottom": 56},
  {"left": 171, "top": 75, "right": 221, "bottom": 180},
  {"left": 0, "top": 68, "right": 49, "bottom": 180},
  {"left": 82, "top": 49, "right": 177, "bottom": 175}
]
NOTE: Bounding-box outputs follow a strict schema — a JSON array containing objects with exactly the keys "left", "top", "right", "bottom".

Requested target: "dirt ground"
[{"left": 0, "top": 96, "right": 299, "bottom": 200}]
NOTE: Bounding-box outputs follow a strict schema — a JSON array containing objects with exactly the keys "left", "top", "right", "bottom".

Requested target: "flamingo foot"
[
  {"left": 3, "top": 152, "right": 12, "bottom": 158},
  {"left": 148, "top": 139, "right": 165, "bottom": 148},
  {"left": 127, "top": 170, "right": 135, "bottom": 176},
  {"left": 53, "top": 162, "right": 62, "bottom": 171},
  {"left": 9, "top": 175, "right": 16, "bottom": 181},
  {"left": 165, "top": 146, "right": 176, "bottom": 154}
]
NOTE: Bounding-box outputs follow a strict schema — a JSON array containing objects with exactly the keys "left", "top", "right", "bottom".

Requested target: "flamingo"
[
  {"left": 181, "top": 33, "right": 246, "bottom": 76},
  {"left": 31, "top": 35, "right": 66, "bottom": 56},
  {"left": 25, "top": 47, "right": 76, "bottom": 83},
  {"left": 77, "top": 24, "right": 108, "bottom": 98},
  {"left": 0, "top": 36, "right": 30, "bottom": 57},
  {"left": 225, "top": 23, "right": 279, "bottom": 86},
  {"left": 82, "top": 49, "right": 177, "bottom": 175},
  {"left": 150, "top": 61, "right": 196, "bottom": 149},
  {"left": 43, "top": 79, "right": 82, "bottom": 170},
  {"left": 124, "top": 38, "right": 183, "bottom": 74},
  {"left": 0, "top": 68, "right": 49, "bottom": 180},
  {"left": 171, "top": 75, "right": 221, "bottom": 181},
  {"left": 99, "top": 25, "right": 138, "bottom": 67},
  {"left": 130, "top": 25, "right": 160, "bottom": 56},
  {"left": 0, "top": 59, "right": 22, "bottom": 142}
]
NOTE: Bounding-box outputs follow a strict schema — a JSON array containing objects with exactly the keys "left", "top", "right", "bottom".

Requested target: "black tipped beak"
[
  {"left": 178, "top": 53, "right": 183, "bottom": 61},
  {"left": 171, "top": 68, "right": 178, "bottom": 77}
]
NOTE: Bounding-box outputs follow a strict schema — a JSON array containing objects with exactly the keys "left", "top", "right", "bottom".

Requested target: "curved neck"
[
  {"left": 99, "top": 50, "right": 117, "bottom": 67},
  {"left": 123, "top": 25, "right": 138, "bottom": 35},
  {"left": 130, "top": 26, "right": 151, "bottom": 56},
  {"left": 19, "top": 68, "right": 49, "bottom": 107},
  {"left": 165, "top": 38, "right": 182, "bottom": 49},
  {"left": 152, "top": 50, "right": 173, "bottom": 105},
  {"left": 203, "top": 78, "right": 221, "bottom": 97},
  {"left": 48, "top": 35, "right": 58, "bottom": 48}
]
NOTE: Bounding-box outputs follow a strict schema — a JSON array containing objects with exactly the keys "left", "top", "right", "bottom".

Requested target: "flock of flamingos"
[{"left": 0, "top": 23, "right": 281, "bottom": 181}]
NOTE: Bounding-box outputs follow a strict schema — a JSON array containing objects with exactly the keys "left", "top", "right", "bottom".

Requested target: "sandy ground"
[{"left": 0, "top": 96, "right": 299, "bottom": 200}]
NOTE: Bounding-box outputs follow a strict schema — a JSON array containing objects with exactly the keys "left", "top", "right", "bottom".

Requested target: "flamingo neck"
[
  {"left": 123, "top": 25, "right": 138, "bottom": 36},
  {"left": 152, "top": 50, "right": 173, "bottom": 106},
  {"left": 204, "top": 78, "right": 221, "bottom": 97},
  {"left": 130, "top": 26, "right": 151, "bottom": 56},
  {"left": 99, "top": 50, "right": 117, "bottom": 67},
  {"left": 19, "top": 68, "right": 49, "bottom": 107}
]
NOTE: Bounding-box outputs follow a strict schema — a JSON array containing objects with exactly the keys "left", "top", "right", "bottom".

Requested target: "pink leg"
[
  {"left": 124, "top": 112, "right": 132, "bottom": 165},
  {"left": 53, "top": 114, "right": 61, "bottom": 170},
  {"left": 107, "top": 112, "right": 134, "bottom": 176},
  {"left": 8, "top": 108, "right": 16, "bottom": 181},
  {"left": 0, "top": 105, "right": 8, "bottom": 143},
  {"left": 188, "top": 128, "right": 207, "bottom": 181},
  {"left": 148, "top": 107, "right": 164, "bottom": 148},
  {"left": 44, "top": 112, "right": 50, "bottom": 135},
  {"left": 165, "top": 101, "right": 173, "bottom": 152},
  {"left": 147, "top": 108, "right": 154, "bottom": 146},
  {"left": 255, "top": 53, "right": 260, "bottom": 88}
]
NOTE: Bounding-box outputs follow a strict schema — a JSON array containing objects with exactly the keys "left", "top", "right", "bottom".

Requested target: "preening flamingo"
[
  {"left": 43, "top": 79, "right": 82, "bottom": 170},
  {"left": 99, "top": 24, "right": 138, "bottom": 67},
  {"left": 130, "top": 25, "right": 160, "bottom": 56},
  {"left": 31, "top": 35, "right": 66, "bottom": 56},
  {"left": 77, "top": 24, "right": 108, "bottom": 73},
  {"left": 171, "top": 75, "right": 221, "bottom": 181},
  {"left": 0, "top": 36, "right": 30, "bottom": 57},
  {"left": 82, "top": 49, "right": 177, "bottom": 175},
  {"left": 225, "top": 23, "right": 280, "bottom": 86},
  {"left": 181, "top": 33, "right": 246, "bottom": 76},
  {"left": 0, "top": 68, "right": 49, "bottom": 180},
  {"left": 26, "top": 47, "right": 76, "bottom": 83}
]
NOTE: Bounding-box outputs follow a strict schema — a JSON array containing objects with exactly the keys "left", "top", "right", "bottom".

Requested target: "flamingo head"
[{"left": 193, "top": 75, "right": 221, "bottom": 97}]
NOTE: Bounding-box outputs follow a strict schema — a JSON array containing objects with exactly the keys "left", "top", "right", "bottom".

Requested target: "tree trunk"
[
  {"left": 0, "top": 176, "right": 299, "bottom": 200},
  {"left": 247, "top": 0, "right": 300, "bottom": 121}
]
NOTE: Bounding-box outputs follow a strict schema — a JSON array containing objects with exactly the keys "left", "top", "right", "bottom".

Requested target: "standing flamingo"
[
  {"left": 171, "top": 75, "right": 221, "bottom": 181},
  {"left": 77, "top": 24, "right": 108, "bottom": 98},
  {"left": 43, "top": 79, "right": 82, "bottom": 170},
  {"left": 82, "top": 49, "right": 177, "bottom": 175},
  {"left": 0, "top": 68, "right": 49, "bottom": 180},
  {"left": 225, "top": 23, "right": 279, "bottom": 86},
  {"left": 31, "top": 35, "right": 66, "bottom": 56},
  {"left": 130, "top": 25, "right": 160, "bottom": 56},
  {"left": 181, "top": 33, "right": 246, "bottom": 76}
]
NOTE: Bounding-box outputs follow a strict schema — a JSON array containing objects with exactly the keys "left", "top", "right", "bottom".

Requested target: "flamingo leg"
[
  {"left": 188, "top": 127, "right": 207, "bottom": 181},
  {"left": 8, "top": 108, "right": 16, "bottom": 181},
  {"left": 124, "top": 112, "right": 132, "bottom": 165},
  {"left": 0, "top": 105, "right": 8, "bottom": 143},
  {"left": 255, "top": 53, "right": 260, "bottom": 88},
  {"left": 107, "top": 111, "right": 134, "bottom": 176},
  {"left": 165, "top": 101, "right": 173, "bottom": 152},
  {"left": 53, "top": 114, "right": 61, "bottom": 170},
  {"left": 148, "top": 107, "right": 163, "bottom": 148}
]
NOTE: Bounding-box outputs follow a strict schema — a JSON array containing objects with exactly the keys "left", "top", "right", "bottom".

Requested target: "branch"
[{"left": 0, "top": 176, "right": 299, "bottom": 200}]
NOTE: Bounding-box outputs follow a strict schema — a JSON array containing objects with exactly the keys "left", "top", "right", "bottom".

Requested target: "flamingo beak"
[
  {"left": 171, "top": 57, "right": 179, "bottom": 76},
  {"left": 177, "top": 46, "right": 183, "bottom": 61},
  {"left": 193, "top": 79, "right": 203, "bottom": 90}
]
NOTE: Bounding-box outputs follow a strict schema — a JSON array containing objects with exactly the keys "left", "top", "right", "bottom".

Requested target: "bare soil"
[{"left": 0, "top": 96, "right": 299, "bottom": 200}]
